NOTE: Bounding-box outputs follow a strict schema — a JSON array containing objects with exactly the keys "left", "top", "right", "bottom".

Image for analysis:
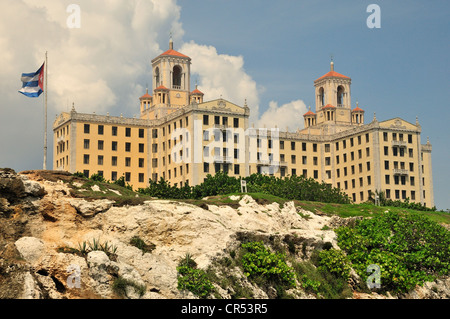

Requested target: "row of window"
[
  {"left": 337, "top": 176, "right": 372, "bottom": 190},
  {"left": 383, "top": 132, "right": 414, "bottom": 143},
  {"left": 83, "top": 154, "right": 145, "bottom": 168},
  {"left": 83, "top": 139, "right": 145, "bottom": 153},
  {"left": 82, "top": 170, "right": 145, "bottom": 183},
  {"left": 348, "top": 189, "right": 422, "bottom": 203},
  {"left": 384, "top": 146, "right": 415, "bottom": 157},
  {"left": 203, "top": 115, "right": 240, "bottom": 128},
  {"left": 83, "top": 124, "right": 145, "bottom": 138},
  {"left": 384, "top": 161, "right": 425, "bottom": 173}
]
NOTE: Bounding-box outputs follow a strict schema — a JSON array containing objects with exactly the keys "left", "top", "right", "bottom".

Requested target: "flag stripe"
[{"left": 18, "top": 62, "right": 45, "bottom": 98}]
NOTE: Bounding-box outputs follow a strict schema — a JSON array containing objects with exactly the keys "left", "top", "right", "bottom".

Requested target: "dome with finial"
[
  {"left": 140, "top": 88, "right": 152, "bottom": 100},
  {"left": 315, "top": 58, "right": 350, "bottom": 82}
]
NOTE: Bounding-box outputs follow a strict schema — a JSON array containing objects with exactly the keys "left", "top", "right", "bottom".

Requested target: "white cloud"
[
  {"left": 0, "top": 0, "right": 307, "bottom": 172},
  {"left": 257, "top": 100, "right": 308, "bottom": 131},
  {"left": 0, "top": 0, "right": 183, "bottom": 170},
  {"left": 180, "top": 41, "right": 261, "bottom": 124}
]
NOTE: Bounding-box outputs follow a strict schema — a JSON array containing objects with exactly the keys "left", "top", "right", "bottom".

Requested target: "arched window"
[
  {"left": 337, "top": 85, "right": 345, "bottom": 106},
  {"left": 155, "top": 67, "right": 160, "bottom": 87},
  {"left": 173, "top": 65, "right": 182, "bottom": 89},
  {"left": 319, "top": 87, "right": 325, "bottom": 106}
]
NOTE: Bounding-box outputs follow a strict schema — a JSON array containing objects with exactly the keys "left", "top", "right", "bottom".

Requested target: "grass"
[
  {"left": 68, "top": 177, "right": 156, "bottom": 206},
  {"left": 112, "top": 276, "right": 146, "bottom": 298},
  {"left": 294, "top": 200, "right": 450, "bottom": 224},
  {"left": 63, "top": 173, "right": 450, "bottom": 225}
]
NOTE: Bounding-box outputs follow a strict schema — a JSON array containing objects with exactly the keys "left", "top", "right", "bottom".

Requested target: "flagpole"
[{"left": 43, "top": 51, "right": 48, "bottom": 170}]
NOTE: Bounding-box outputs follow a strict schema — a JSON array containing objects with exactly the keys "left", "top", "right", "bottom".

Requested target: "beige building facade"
[{"left": 53, "top": 42, "right": 434, "bottom": 207}]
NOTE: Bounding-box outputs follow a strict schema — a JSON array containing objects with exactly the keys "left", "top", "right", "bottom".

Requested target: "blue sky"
[{"left": 0, "top": 0, "right": 448, "bottom": 209}]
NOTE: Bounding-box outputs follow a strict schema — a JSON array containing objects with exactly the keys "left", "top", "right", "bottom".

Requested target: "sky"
[{"left": 0, "top": 0, "right": 448, "bottom": 209}]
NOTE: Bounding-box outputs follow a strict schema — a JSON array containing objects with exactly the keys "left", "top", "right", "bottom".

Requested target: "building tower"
[
  {"left": 150, "top": 36, "right": 191, "bottom": 107},
  {"left": 314, "top": 59, "right": 352, "bottom": 125}
]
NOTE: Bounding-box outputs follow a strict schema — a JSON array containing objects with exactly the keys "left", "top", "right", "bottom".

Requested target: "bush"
[
  {"left": 176, "top": 254, "right": 214, "bottom": 298},
  {"left": 90, "top": 173, "right": 106, "bottom": 183},
  {"left": 240, "top": 241, "right": 296, "bottom": 289},
  {"left": 317, "top": 249, "right": 351, "bottom": 280},
  {"left": 336, "top": 211, "right": 450, "bottom": 293},
  {"left": 114, "top": 176, "right": 133, "bottom": 191},
  {"left": 112, "top": 276, "right": 146, "bottom": 298},
  {"left": 129, "top": 236, "right": 155, "bottom": 254},
  {"left": 138, "top": 172, "right": 351, "bottom": 204}
]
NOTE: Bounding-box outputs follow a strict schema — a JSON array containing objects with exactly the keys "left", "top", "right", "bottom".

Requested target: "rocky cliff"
[{"left": 0, "top": 168, "right": 449, "bottom": 299}]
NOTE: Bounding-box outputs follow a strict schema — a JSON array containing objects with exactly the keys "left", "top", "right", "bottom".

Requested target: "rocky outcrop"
[{"left": 0, "top": 168, "right": 448, "bottom": 299}]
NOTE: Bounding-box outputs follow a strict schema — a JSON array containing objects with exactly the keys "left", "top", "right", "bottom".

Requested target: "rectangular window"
[
  {"left": 111, "top": 171, "right": 117, "bottom": 182},
  {"left": 112, "top": 126, "right": 117, "bottom": 136},
  {"left": 139, "top": 143, "right": 144, "bottom": 153},
  {"left": 83, "top": 154, "right": 89, "bottom": 164},
  {"left": 280, "top": 140, "right": 284, "bottom": 150},
  {"left": 112, "top": 156, "right": 117, "bottom": 166},
  {"left": 139, "top": 173, "right": 144, "bottom": 183},
  {"left": 234, "top": 164, "right": 240, "bottom": 175},
  {"left": 125, "top": 172, "right": 131, "bottom": 182},
  {"left": 98, "top": 125, "right": 104, "bottom": 135},
  {"left": 139, "top": 158, "right": 144, "bottom": 168},
  {"left": 302, "top": 142, "right": 307, "bottom": 151},
  {"left": 125, "top": 157, "right": 131, "bottom": 167},
  {"left": 204, "top": 163, "right": 209, "bottom": 173},
  {"left": 291, "top": 141, "right": 296, "bottom": 151},
  {"left": 233, "top": 118, "right": 239, "bottom": 128},
  {"left": 112, "top": 141, "right": 118, "bottom": 151},
  {"left": 84, "top": 139, "right": 90, "bottom": 149},
  {"left": 203, "top": 115, "right": 209, "bottom": 125},
  {"left": 139, "top": 129, "right": 144, "bottom": 138},
  {"left": 125, "top": 142, "right": 131, "bottom": 152},
  {"left": 98, "top": 140, "right": 104, "bottom": 150},
  {"left": 313, "top": 143, "right": 317, "bottom": 152},
  {"left": 125, "top": 128, "right": 131, "bottom": 137},
  {"left": 84, "top": 124, "right": 90, "bottom": 134},
  {"left": 98, "top": 155, "right": 103, "bottom": 165}
]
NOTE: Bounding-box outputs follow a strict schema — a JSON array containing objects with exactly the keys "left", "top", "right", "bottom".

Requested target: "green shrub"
[
  {"left": 336, "top": 211, "right": 450, "bottom": 293},
  {"left": 138, "top": 172, "right": 350, "bottom": 204},
  {"left": 129, "top": 236, "right": 155, "bottom": 254},
  {"left": 176, "top": 254, "right": 214, "bottom": 298},
  {"left": 114, "top": 176, "right": 133, "bottom": 191},
  {"left": 292, "top": 259, "right": 352, "bottom": 299},
  {"left": 317, "top": 249, "right": 351, "bottom": 280},
  {"left": 90, "top": 173, "right": 106, "bottom": 183},
  {"left": 112, "top": 276, "right": 146, "bottom": 298},
  {"left": 240, "top": 241, "right": 296, "bottom": 288}
]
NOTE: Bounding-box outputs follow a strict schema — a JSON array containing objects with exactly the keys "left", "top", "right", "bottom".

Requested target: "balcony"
[
  {"left": 213, "top": 124, "right": 229, "bottom": 130},
  {"left": 393, "top": 168, "right": 409, "bottom": 176},
  {"left": 214, "top": 155, "right": 233, "bottom": 163},
  {"left": 392, "top": 140, "right": 407, "bottom": 148},
  {"left": 57, "top": 135, "right": 65, "bottom": 144}
]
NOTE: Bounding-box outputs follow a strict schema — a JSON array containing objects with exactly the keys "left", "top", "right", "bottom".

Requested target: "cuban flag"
[{"left": 18, "top": 62, "right": 45, "bottom": 97}]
